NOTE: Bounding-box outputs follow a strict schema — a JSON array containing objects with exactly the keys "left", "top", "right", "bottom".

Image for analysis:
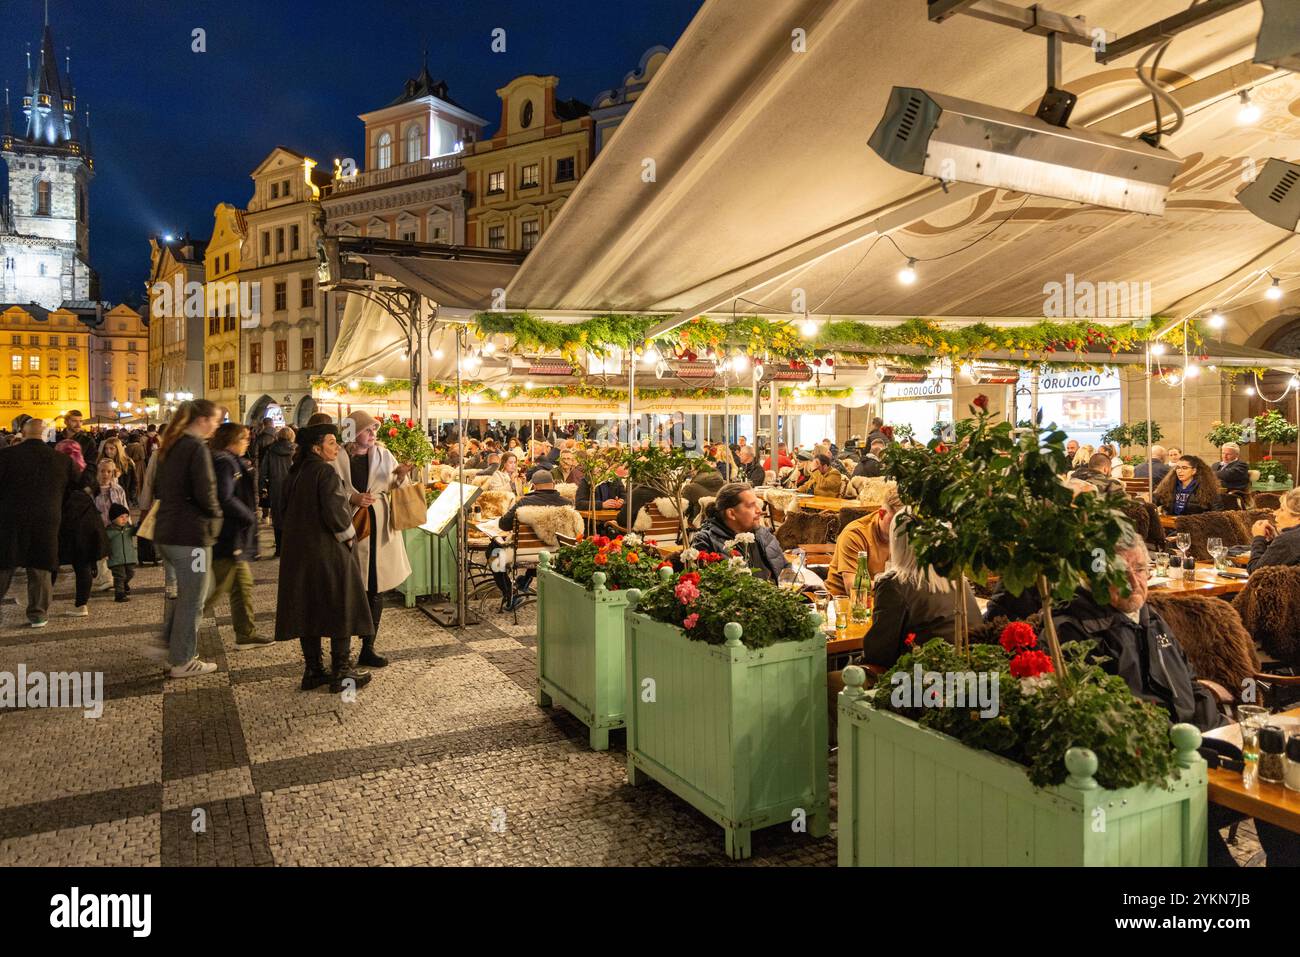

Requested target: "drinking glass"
[
  {"left": 1238, "top": 704, "right": 1269, "bottom": 778},
  {"left": 1152, "top": 552, "right": 1171, "bottom": 577},
  {"left": 777, "top": 567, "right": 801, "bottom": 594},
  {"left": 832, "top": 597, "right": 852, "bottom": 632},
  {"left": 1207, "top": 537, "right": 1227, "bottom": 572},
  {"left": 1174, "top": 532, "right": 1191, "bottom": 562}
]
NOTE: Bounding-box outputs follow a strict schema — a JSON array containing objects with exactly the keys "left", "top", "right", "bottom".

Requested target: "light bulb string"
[{"left": 1252, "top": 371, "right": 1297, "bottom": 404}]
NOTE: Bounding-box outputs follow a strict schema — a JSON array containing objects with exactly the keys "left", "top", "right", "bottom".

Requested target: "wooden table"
[
  {"left": 799, "top": 495, "right": 853, "bottom": 513},
  {"left": 1207, "top": 709, "right": 1300, "bottom": 835},
  {"left": 825, "top": 620, "right": 868, "bottom": 656},
  {"left": 1148, "top": 563, "right": 1249, "bottom": 599}
]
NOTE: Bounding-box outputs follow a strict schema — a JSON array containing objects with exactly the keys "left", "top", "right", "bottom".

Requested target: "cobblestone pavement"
[
  {"left": 0, "top": 525, "right": 837, "bottom": 866},
  {"left": 0, "top": 525, "right": 1265, "bottom": 867}
]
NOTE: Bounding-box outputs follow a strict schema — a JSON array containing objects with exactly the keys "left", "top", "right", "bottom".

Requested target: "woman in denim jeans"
[{"left": 149, "top": 400, "right": 224, "bottom": 678}]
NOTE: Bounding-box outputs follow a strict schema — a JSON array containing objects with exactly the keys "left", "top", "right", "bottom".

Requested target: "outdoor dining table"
[
  {"left": 1147, "top": 563, "right": 1250, "bottom": 599},
  {"left": 798, "top": 495, "right": 854, "bottom": 513},
  {"left": 1207, "top": 708, "right": 1300, "bottom": 835}
]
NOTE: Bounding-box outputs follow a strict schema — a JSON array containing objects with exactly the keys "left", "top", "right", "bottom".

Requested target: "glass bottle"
[{"left": 851, "top": 551, "right": 871, "bottom": 623}]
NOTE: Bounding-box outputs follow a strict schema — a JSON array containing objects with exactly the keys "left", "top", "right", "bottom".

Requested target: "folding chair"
[{"left": 509, "top": 524, "right": 549, "bottom": 624}]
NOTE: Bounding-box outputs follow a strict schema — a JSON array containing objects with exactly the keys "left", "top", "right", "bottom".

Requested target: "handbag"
[
  {"left": 352, "top": 505, "right": 372, "bottom": 542},
  {"left": 137, "top": 501, "right": 160, "bottom": 541},
  {"left": 389, "top": 482, "right": 428, "bottom": 532}
]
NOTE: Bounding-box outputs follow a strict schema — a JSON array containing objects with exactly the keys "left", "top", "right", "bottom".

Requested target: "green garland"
[{"left": 313, "top": 377, "right": 853, "bottom": 403}]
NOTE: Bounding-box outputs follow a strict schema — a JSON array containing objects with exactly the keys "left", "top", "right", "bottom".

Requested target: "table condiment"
[
  {"left": 1259, "top": 726, "right": 1287, "bottom": 784},
  {"left": 1285, "top": 735, "right": 1300, "bottom": 793}
]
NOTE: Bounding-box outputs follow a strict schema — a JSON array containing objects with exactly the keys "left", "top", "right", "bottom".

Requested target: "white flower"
[
  {"left": 728, "top": 555, "right": 748, "bottom": 569},
  {"left": 680, "top": 546, "right": 700, "bottom": 562},
  {"left": 622, "top": 532, "right": 643, "bottom": 548},
  {"left": 723, "top": 532, "right": 756, "bottom": 550}
]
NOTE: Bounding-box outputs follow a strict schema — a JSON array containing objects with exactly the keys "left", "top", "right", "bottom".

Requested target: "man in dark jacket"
[
  {"left": 854, "top": 439, "right": 887, "bottom": 478},
  {"left": 0, "top": 420, "right": 78, "bottom": 626},
  {"left": 865, "top": 417, "right": 888, "bottom": 451},
  {"left": 691, "top": 483, "right": 788, "bottom": 582},
  {"left": 1212, "top": 443, "right": 1251, "bottom": 494},
  {"left": 575, "top": 465, "right": 627, "bottom": 512},
  {"left": 1134, "top": 444, "right": 1171, "bottom": 486},
  {"left": 1070, "top": 453, "right": 1125, "bottom": 495},
  {"left": 56, "top": 410, "right": 96, "bottom": 465},
  {"left": 736, "top": 446, "right": 766, "bottom": 487},
  {"left": 497, "top": 469, "right": 571, "bottom": 609}
]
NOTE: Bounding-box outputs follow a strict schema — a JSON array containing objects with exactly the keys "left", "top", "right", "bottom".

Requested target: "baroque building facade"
[
  {"left": 147, "top": 235, "right": 206, "bottom": 402},
  {"left": 204, "top": 203, "right": 248, "bottom": 415}
]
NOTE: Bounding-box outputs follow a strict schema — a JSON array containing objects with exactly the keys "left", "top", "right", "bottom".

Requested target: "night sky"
[{"left": 1, "top": 0, "right": 705, "bottom": 304}]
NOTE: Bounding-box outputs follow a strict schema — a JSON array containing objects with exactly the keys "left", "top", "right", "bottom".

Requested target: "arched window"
[
  {"left": 404, "top": 124, "right": 422, "bottom": 164},
  {"left": 36, "top": 180, "right": 52, "bottom": 216},
  {"left": 376, "top": 132, "right": 392, "bottom": 170}
]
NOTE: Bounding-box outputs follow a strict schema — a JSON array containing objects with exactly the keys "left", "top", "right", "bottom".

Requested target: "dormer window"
[{"left": 520, "top": 100, "right": 534, "bottom": 129}]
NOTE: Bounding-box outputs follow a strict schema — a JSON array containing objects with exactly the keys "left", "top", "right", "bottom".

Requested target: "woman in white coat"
[{"left": 331, "top": 411, "right": 413, "bottom": 668}]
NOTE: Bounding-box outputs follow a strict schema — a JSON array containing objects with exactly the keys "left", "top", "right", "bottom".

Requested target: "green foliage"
[
  {"left": 1253, "top": 459, "right": 1291, "bottom": 483},
  {"left": 624, "top": 444, "right": 712, "bottom": 531},
  {"left": 1101, "top": 421, "right": 1162, "bottom": 451},
  {"left": 867, "top": 638, "right": 1179, "bottom": 790},
  {"left": 1205, "top": 421, "right": 1246, "bottom": 449},
  {"left": 376, "top": 414, "right": 436, "bottom": 468},
  {"left": 1254, "top": 409, "right": 1299, "bottom": 451},
  {"left": 552, "top": 536, "right": 660, "bottom": 592},
  {"left": 635, "top": 562, "right": 817, "bottom": 650}
]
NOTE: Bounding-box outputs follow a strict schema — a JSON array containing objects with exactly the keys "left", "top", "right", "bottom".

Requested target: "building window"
[
  {"left": 28, "top": 355, "right": 39, "bottom": 371},
  {"left": 9, "top": 356, "right": 18, "bottom": 371},
  {"left": 29, "top": 383, "right": 39, "bottom": 401},
  {"left": 521, "top": 163, "right": 540, "bottom": 189},
  {"left": 276, "top": 228, "right": 285, "bottom": 255},
  {"left": 401, "top": 229, "right": 416, "bottom": 242},
  {"left": 127, "top": 360, "right": 136, "bottom": 376},
  {"left": 521, "top": 99, "right": 534, "bottom": 129},
  {"left": 9, "top": 334, "right": 17, "bottom": 344},
  {"left": 128, "top": 341, "right": 137, "bottom": 352},
  {"left": 302, "top": 337, "right": 315, "bottom": 370},
  {"left": 49, "top": 335, "right": 58, "bottom": 347},
  {"left": 222, "top": 360, "right": 235, "bottom": 389},
  {"left": 49, "top": 356, "right": 59, "bottom": 372},
  {"left": 209, "top": 363, "right": 220, "bottom": 391},
  {"left": 209, "top": 316, "right": 219, "bottom": 336},
  {"left": 10, "top": 384, "right": 19, "bottom": 400},
  {"left": 275, "top": 339, "right": 288, "bottom": 372},
  {"left": 128, "top": 388, "right": 136, "bottom": 402},
  {"left": 291, "top": 224, "right": 300, "bottom": 251},
  {"left": 556, "top": 157, "right": 575, "bottom": 182},
  {"left": 270, "top": 182, "right": 279, "bottom": 199},
  {"left": 262, "top": 232, "right": 270, "bottom": 257},
  {"left": 275, "top": 282, "right": 287, "bottom": 311},
  {"left": 29, "top": 335, "right": 39, "bottom": 345},
  {"left": 522, "top": 219, "right": 540, "bottom": 251},
  {"left": 223, "top": 252, "right": 230, "bottom": 272},
  {"left": 281, "top": 179, "right": 292, "bottom": 198},
  {"left": 376, "top": 132, "right": 393, "bottom": 170},
  {"left": 487, "top": 225, "right": 505, "bottom": 249},
  {"left": 67, "top": 355, "right": 76, "bottom": 372},
  {"left": 249, "top": 341, "right": 261, "bottom": 373},
  {"left": 36, "top": 180, "right": 51, "bottom": 215},
  {"left": 404, "top": 124, "right": 422, "bottom": 164},
  {"left": 431, "top": 226, "right": 445, "bottom": 243},
  {"left": 301, "top": 278, "right": 314, "bottom": 308},
  {"left": 487, "top": 171, "right": 505, "bottom": 195},
  {"left": 224, "top": 314, "right": 236, "bottom": 332}
]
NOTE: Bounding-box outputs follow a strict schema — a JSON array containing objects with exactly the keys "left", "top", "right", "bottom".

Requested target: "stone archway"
[
  {"left": 294, "top": 397, "right": 318, "bottom": 427},
  {"left": 246, "top": 394, "right": 283, "bottom": 428}
]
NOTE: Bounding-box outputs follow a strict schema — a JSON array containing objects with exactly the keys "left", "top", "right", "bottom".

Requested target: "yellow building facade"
[
  {"left": 204, "top": 203, "right": 248, "bottom": 415},
  {"left": 89, "top": 303, "right": 148, "bottom": 422},
  {"left": 0, "top": 303, "right": 91, "bottom": 427},
  {"left": 464, "top": 75, "right": 593, "bottom": 252}
]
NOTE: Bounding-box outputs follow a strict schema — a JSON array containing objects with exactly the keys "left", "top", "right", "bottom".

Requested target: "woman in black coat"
[
  {"left": 259, "top": 428, "right": 295, "bottom": 557},
  {"left": 274, "top": 423, "right": 374, "bottom": 693},
  {"left": 56, "top": 484, "right": 109, "bottom": 615}
]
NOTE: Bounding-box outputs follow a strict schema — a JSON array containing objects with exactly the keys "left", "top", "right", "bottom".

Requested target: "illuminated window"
[
  {"left": 67, "top": 355, "right": 77, "bottom": 371},
  {"left": 28, "top": 355, "right": 39, "bottom": 371},
  {"left": 376, "top": 132, "right": 392, "bottom": 170},
  {"left": 36, "top": 180, "right": 51, "bottom": 215},
  {"left": 521, "top": 164, "right": 540, "bottom": 189},
  {"left": 487, "top": 171, "right": 505, "bottom": 195},
  {"left": 222, "top": 360, "right": 235, "bottom": 389},
  {"left": 127, "top": 360, "right": 136, "bottom": 376},
  {"left": 209, "top": 364, "right": 219, "bottom": 391}
]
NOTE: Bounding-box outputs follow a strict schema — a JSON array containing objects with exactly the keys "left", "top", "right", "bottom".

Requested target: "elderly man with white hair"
[
  {"left": 1134, "top": 444, "right": 1171, "bottom": 486},
  {"left": 1212, "top": 442, "right": 1251, "bottom": 494}
]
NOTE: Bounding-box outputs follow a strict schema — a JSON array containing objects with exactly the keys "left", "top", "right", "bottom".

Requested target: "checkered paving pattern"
[
  {"left": 0, "top": 525, "right": 1266, "bottom": 867},
  {"left": 0, "top": 525, "right": 837, "bottom": 866}
]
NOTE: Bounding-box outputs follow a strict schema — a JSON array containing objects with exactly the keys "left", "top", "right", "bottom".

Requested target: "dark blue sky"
[{"left": 1, "top": 0, "right": 705, "bottom": 304}]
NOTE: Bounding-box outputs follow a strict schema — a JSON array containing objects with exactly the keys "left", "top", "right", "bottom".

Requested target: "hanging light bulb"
[
  {"left": 401, "top": 348, "right": 410, "bottom": 360},
  {"left": 1238, "top": 89, "right": 1261, "bottom": 125},
  {"left": 1150, "top": 342, "right": 1167, "bottom": 356},
  {"left": 433, "top": 348, "right": 445, "bottom": 360},
  {"left": 348, "top": 379, "right": 359, "bottom": 390},
  {"left": 524, "top": 380, "right": 534, "bottom": 391},
  {"left": 1207, "top": 312, "right": 1226, "bottom": 330},
  {"left": 482, "top": 340, "right": 496, "bottom": 355},
  {"left": 499, "top": 387, "right": 510, "bottom": 398},
  {"left": 800, "top": 316, "right": 818, "bottom": 337},
  {"left": 1185, "top": 363, "right": 1200, "bottom": 379},
  {"left": 732, "top": 352, "right": 749, "bottom": 373},
  {"left": 1267, "top": 277, "right": 1284, "bottom": 301},
  {"left": 1166, "top": 373, "right": 1182, "bottom": 387},
  {"left": 897, "top": 258, "right": 918, "bottom": 286},
  {"left": 642, "top": 345, "right": 659, "bottom": 367},
  {"left": 1245, "top": 386, "right": 1256, "bottom": 396},
  {"left": 375, "top": 374, "right": 386, "bottom": 384}
]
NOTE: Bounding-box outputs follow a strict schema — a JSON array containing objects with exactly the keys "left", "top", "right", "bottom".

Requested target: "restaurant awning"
[{"left": 505, "top": 0, "right": 1295, "bottom": 333}]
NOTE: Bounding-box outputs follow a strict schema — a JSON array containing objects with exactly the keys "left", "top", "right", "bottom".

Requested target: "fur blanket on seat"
[
  {"left": 556, "top": 482, "right": 578, "bottom": 504},
  {"left": 1147, "top": 593, "right": 1260, "bottom": 697},
  {"left": 855, "top": 477, "right": 896, "bottom": 506},
  {"left": 775, "top": 510, "right": 840, "bottom": 549},
  {"left": 514, "top": 505, "right": 584, "bottom": 546},
  {"left": 763, "top": 489, "right": 799, "bottom": 516},
  {"left": 476, "top": 489, "right": 515, "bottom": 519},
  {"left": 1233, "top": 565, "right": 1300, "bottom": 669},
  {"left": 837, "top": 505, "right": 875, "bottom": 531},
  {"left": 1173, "top": 511, "right": 1249, "bottom": 561},
  {"left": 1120, "top": 500, "right": 1167, "bottom": 551}
]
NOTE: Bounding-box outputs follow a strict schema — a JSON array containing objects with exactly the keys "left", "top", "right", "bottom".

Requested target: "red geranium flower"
[
  {"left": 680, "top": 571, "right": 701, "bottom": 586},
  {"left": 391, "top": 414, "right": 401, "bottom": 421},
  {"left": 1009, "top": 649, "right": 1054, "bottom": 679},
  {"left": 593, "top": 553, "right": 608, "bottom": 566},
  {"left": 406, "top": 418, "right": 415, "bottom": 428},
  {"left": 388, "top": 427, "right": 399, "bottom": 438},
  {"left": 998, "top": 621, "right": 1038, "bottom": 654},
  {"left": 656, "top": 561, "right": 673, "bottom": 571},
  {"left": 880, "top": 425, "right": 894, "bottom": 439},
  {"left": 904, "top": 632, "right": 916, "bottom": 647},
  {"left": 972, "top": 394, "right": 989, "bottom": 412},
  {"left": 625, "top": 552, "right": 640, "bottom": 564}
]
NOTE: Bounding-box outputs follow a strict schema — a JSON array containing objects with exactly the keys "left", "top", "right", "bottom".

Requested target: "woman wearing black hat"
[{"left": 274, "top": 423, "right": 375, "bottom": 692}]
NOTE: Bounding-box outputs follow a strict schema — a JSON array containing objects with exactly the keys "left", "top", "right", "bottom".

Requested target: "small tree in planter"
[
  {"left": 883, "top": 397, "right": 1133, "bottom": 679},
  {"left": 624, "top": 444, "right": 712, "bottom": 542},
  {"left": 1205, "top": 421, "right": 1246, "bottom": 449},
  {"left": 1254, "top": 409, "right": 1298, "bottom": 460},
  {"left": 574, "top": 445, "right": 625, "bottom": 518},
  {"left": 1101, "top": 421, "right": 1163, "bottom": 454}
]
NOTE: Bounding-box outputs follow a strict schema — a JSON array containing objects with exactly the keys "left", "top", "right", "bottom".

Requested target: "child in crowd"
[
  {"left": 91, "top": 460, "right": 128, "bottom": 590},
  {"left": 105, "top": 503, "right": 137, "bottom": 602}
]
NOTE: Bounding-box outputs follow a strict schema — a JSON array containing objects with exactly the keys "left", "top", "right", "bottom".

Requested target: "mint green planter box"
[
  {"left": 1253, "top": 478, "right": 1293, "bottom": 492},
  {"left": 836, "top": 668, "right": 1208, "bottom": 867},
  {"left": 535, "top": 552, "right": 628, "bottom": 751},
  {"left": 400, "top": 525, "right": 458, "bottom": 608},
  {"left": 621, "top": 600, "right": 829, "bottom": 860}
]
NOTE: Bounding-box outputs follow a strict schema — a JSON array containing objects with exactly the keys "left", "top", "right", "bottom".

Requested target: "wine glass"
[
  {"left": 1152, "top": 551, "right": 1170, "bottom": 577},
  {"left": 1174, "top": 532, "right": 1191, "bottom": 566},
  {"left": 1207, "top": 537, "right": 1226, "bottom": 573}
]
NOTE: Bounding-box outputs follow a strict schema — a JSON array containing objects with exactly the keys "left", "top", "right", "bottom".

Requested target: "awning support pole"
[
  {"left": 769, "top": 380, "right": 779, "bottom": 468},
  {"left": 1181, "top": 323, "right": 1188, "bottom": 452},
  {"left": 626, "top": 355, "right": 636, "bottom": 528},
  {"left": 455, "top": 324, "right": 467, "bottom": 629},
  {"left": 1146, "top": 344, "right": 1154, "bottom": 499}
]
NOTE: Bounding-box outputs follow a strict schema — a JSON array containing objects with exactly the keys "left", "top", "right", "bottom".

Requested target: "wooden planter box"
[
  {"left": 836, "top": 667, "right": 1208, "bottom": 867},
  {"left": 535, "top": 552, "right": 629, "bottom": 751},
  {"left": 400, "top": 525, "right": 458, "bottom": 608},
  {"left": 621, "top": 601, "right": 829, "bottom": 860}
]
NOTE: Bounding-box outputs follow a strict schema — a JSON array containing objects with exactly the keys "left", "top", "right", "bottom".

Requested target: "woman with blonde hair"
[
  {"left": 1248, "top": 487, "right": 1300, "bottom": 572},
  {"left": 98, "top": 436, "right": 137, "bottom": 502},
  {"left": 1071, "top": 444, "right": 1095, "bottom": 469}
]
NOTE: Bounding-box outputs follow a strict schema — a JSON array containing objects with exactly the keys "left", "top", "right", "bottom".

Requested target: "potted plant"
[
  {"left": 624, "top": 444, "right": 712, "bottom": 542},
  {"left": 1252, "top": 410, "right": 1297, "bottom": 485},
  {"left": 623, "top": 558, "right": 829, "bottom": 860},
  {"left": 535, "top": 534, "right": 661, "bottom": 750},
  {"left": 841, "top": 399, "right": 1209, "bottom": 866},
  {"left": 1253, "top": 456, "right": 1291, "bottom": 487},
  {"left": 1101, "top": 420, "right": 1162, "bottom": 455},
  {"left": 1205, "top": 421, "right": 1246, "bottom": 449}
]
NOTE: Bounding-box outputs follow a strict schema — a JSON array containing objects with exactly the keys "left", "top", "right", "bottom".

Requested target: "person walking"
[
  {"left": 330, "top": 411, "right": 412, "bottom": 668},
  {"left": 151, "top": 399, "right": 224, "bottom": 678},
  {"left": 275, "top": 422, "right": 374, "bottom": 692},
  {"left": 105, "top": 503, "right": 137, "bottom": 603},
  {"left": 54, "top": 443, "right": 107, "bottom": 618},
  {"left": 260, "top": 427, "right": 295, "bottom": 557},
  {"left": 0, "top": 419, "right": 79, "bottom": 627},
  {"left": 204, "top": 423, "right": 271, "bottom": 649}
]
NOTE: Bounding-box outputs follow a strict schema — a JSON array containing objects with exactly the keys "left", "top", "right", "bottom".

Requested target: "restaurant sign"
[{"left": 883, "top": 377, "right": 950, "bottom": 400}]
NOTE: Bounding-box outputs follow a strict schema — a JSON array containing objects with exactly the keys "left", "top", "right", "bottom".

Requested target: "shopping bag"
[
  {"left": 389, "top": 482, "right": 427, "bottom": 532},
  {"left": 137, "top": 501, "right": 160, "bottom": 541}
]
